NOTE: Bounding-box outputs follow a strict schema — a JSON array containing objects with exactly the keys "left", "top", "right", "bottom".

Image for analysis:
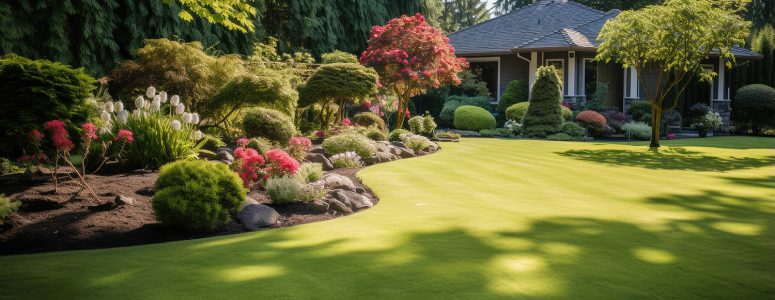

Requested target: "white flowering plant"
[
  {"left": 400, "top": 134, "right": 430, "bottom": 152},
  {"left": 329, "top": 151, "right": 362, "bottom": 168},
  {"left": 101, "top": 86, "right": 207, "bottom": 169},
  {"left": 299, "top": 179, "right": 328, "bottom": 202},
  {"left": 690, "top": 111, "right": 723, "bottom": 131},
  {"left": 504, "top": 120, "right": 522, "bottom": 135}
]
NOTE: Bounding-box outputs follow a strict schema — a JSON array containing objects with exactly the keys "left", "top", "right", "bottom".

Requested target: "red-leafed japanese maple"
[{"left": 360, "top": 13, "right": 468, "bottom": 128}]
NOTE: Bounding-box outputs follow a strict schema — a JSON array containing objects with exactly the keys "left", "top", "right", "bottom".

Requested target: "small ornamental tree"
[
  {"left": 360, "top": 13, "right": 469, "bottom": 129},
  {"left": 596, "top": 0, "right": 749, "bottom": 147},
  {"left": 521, "top": 66, "right": 564, "bottom": 138}
]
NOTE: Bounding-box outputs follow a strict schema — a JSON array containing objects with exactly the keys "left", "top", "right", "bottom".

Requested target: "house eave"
[
  {"left": 454, "top": 51, "right": 514, "bottom": 57},
  {"left": 510, "top": 46, "right": 599, "bottom": 53}
]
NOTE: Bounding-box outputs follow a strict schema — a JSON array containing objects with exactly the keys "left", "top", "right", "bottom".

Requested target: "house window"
[
  {"left": 584, "top": 58, "right": 597, "bottom": 100},
  {"left": 466, "top": 57, "right": 501, "bottom": 103},
  {"left": 546, "top": 59, "right": 564, "bottom": 87}
]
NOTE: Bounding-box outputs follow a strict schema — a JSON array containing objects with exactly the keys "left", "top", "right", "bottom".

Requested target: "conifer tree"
[{"left": 521, "top": 66, "right": 564, "bottom": 138}]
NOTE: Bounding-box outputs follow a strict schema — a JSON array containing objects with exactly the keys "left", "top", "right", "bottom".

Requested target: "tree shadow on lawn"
[
  {"left": 41, "top": 181, "right": 769, "bottom": 299},
  {"left": 556, "top": 147, "right": 775, "bottom": 172}
]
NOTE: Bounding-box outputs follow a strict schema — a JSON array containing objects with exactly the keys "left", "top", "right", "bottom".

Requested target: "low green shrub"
[
  {"left": 439, "top": 95, "right": 492, "bottom": 125},
  {"left": 322, "top": 133, "right": 376, "bottom": 158},
  {"left": 402, "top": 135, "right": 430, "bottom": 152},
  {"left": 296, "top": 163, "right": 323, "bottom": 184},
  {"left": 352, "top": 112, "right": 386, "bottom": 131},
  {"left": 152, "top": 160, "right": 247, "bottom": 232},
  {"left": 422, "top": 115, "right": 437, "bottom": 136},
  {"left": 494, "top": 128, "right": 514, "bottom": 137},
  {"left": 389, "top": 129, "right": 412, "bottom": 142},
  {"left": 504, "top": 120, "right": 521, "bottom": 135},
  {"left": 242, "top": 108, "right": 296, "bottom": 144},
  {"left": 561, "top": 106, "right": 573, "bottom": 122},
  {"left": 435, "top": 131, "right": 461, "bottom": 139},
  {"left": 505, "top": 102, "right": 530, "bottom": 122},
  {"left": 0, "top": 194, "right": 20, "bottom": 225},
  {"left": 628, "top": 101, "right": 652, "bottom": 121},
  {"left": 496, "top": 80, "right": 529, "bottom": 116},
  {"left": 561, "top": 122, "right": 586, "bottom": 138},
  {"left": 364, "top": 126, "right": 388, "bottom": 141},
  {"left": 454, "top": 105, "right": 496, "bottom": 131},
  {"left": 408, "top": 116, "right": 424, "bottom": 134},
  {"left": 321, "top": 50, "right": 359, "bottom": 64},
  {"left": 622, "top": 121, "right": 652, "bottom": 140},
  {"left": 247, "top": 137, "right": 276, "bottom": 156},
  {"left": 330, "top": 151, "right": 362, "bottom": 168},
  {"left": 200, "top": 134, "right": 226, "bottom": 150},
  {"left": 638, "top": 113, "right": 653, "bottom": 125},
  {"left": 546, "top": 133, "right": 574, "bottom": 141},
  {"left": 733, "top": 84, "right": 775, "bottom": 134},
  {"left": 266, "top": 176, "right": 304, "bottom": 204},
  {"left": 1, "top": 158, "right": 23, "bottom": 176},
  {"left": 479, "top": 129, "right": 499, "bottom": 137}
]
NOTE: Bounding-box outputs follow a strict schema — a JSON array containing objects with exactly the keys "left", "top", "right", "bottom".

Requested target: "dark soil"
[{"left": 0, "top": 165, "right": 379, "bottom": 256}]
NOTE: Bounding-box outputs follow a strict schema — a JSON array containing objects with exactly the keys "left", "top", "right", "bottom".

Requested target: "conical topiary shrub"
[{"left": 522, "top": 66, "right": 564, "bottom": 138}]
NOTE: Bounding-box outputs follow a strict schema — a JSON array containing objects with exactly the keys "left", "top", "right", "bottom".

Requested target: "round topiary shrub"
[
  {"left": 497, "top": 80, "right": 529, "bottom": 116},
  {"left": 247, "top": 137, "right": 275, "bottom": 156},
  {"left": 322, "top": 133, "right": 376, "bottom": 158},
  {"left": 152, "top": 160, "right": 247, "bottom": 232},
  {"left": 422, "top": 115, "right": 437, "bottom": 136},
  {"left": 242, "top": 108, "right": 296, "bottom": 144},
  {"left": 733, "top": 84, "right": 775, "bottom": 134},
  {"left": 505, "top": 102, "right": 530, "bottom": 122},
  {"left": 352, "top": 111, "right": 386, "bottom": 131},
  {"left": 561, "top": 106, "right": 573, "bottom": 122},
  {"left": 561, "top": 122, "right": 586, "bottom": 138},
  {"left": 408, "top": 116, "right": 424, "bottom": 134},
  {"left": 364, "top": 126, "right": 388, "bottom": 141},
  {"left": 454, "top": 105, "right": 496, "bottom": 131},
  {"left": 522, "top": 66, "right": 564, "bottom": 138},
  {"left": 576, "top": 111, "right": 607, "bottom": 132},
  {"left": 389, "top": 129, "right": 412, "bottom": 142}
]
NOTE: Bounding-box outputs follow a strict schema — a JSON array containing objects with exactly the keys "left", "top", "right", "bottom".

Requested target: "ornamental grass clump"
[
  {"left": 522, "top": 66, "right": 564, "bottom": 138},
  {"left": 329, "top": 151, "right": 362, "bottom": 168},
  {"left": 322, "top": 133, "right": 376, "bottom": 158},
  {"left": 296, "top": 163, "right": 323, "bottom": 184},
  {"left": 152, "top": 160, "right": 246, "bottom": 232},
  {"left": 0, "top": 194, "right": 20, "bottom": 225},
  {"left": 364, "top": 126, "right": 388, "bottom": 141},
  {"left": 265, "top": 176, "right": 304, "bottom": 204},
  {"left": 622, "top": 121, "right": 652, "bottom": 140}
]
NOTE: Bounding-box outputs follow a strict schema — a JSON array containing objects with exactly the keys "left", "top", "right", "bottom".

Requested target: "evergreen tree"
[
  {"left": 439, "top": 0, "right": 489, "bottom": 33},
  {"left": 496, "top": 80, "right": 528, "bottom": 115},
  {"left": 752, "top": 25, "right": 774, "bottom": 87},
  {"left": 491, "top": 0, "right": 535, "bottom": 17},
  {"left": 521, "top": 66, "right": 564, "bottom": 138}
]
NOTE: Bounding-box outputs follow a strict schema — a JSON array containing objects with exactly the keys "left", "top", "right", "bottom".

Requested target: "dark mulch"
[{"left": 0, "top": 165, "right": 377, "bottom": 256}]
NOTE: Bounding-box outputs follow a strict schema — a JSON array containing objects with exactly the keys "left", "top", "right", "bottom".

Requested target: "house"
[{"left": 446, "top": 0, "right": 762, "bottom": 131}]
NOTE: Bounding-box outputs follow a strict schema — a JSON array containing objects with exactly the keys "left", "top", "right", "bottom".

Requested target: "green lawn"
[{"left": 1, "top": 136, "right": 773, "bottom": 299}]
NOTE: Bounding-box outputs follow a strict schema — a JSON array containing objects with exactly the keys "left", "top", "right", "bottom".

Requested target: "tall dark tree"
[
  {"left": 491, "top": 0, "right": 535, "bottom": 16},
  {"left": 438, "top": 0, "right": 489, "bottom": 33}
]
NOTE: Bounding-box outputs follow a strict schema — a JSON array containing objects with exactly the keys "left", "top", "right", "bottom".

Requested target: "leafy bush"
[
  {"left": 364, "top": 126, "right": 388, "bottom": 141},
  {"left": 576, "top": 111, "right": 607, "bottom": 132},
  {"left": 604, "top": 110, "right": 626, "bottom": 132},
  {"left": 561, "top": 122, "right": 586, "bottom": 138},
  {"left": 408, "top": 116, "right": 425, "bottom": 134},
  {"left": 494, "top": 128, "right": 513, "bottom": 137},
  {"left": 330, "top": 151, "right": 362, "bottom": 168},
  {"left": 352, "top": 112, "right": 386, "bottom": 131},
  {"left": 579, "top": 82, "right": 615, "bottom": 112},
  {"left": 0, "top": 194, "right": 20, "bottom": 225},
  {"left": 200, "top": 134, "right": 226, "bottom": 151},
  {"left": 152, "top": 160, "right": 246, "bottom": 232},
  {"left": 561, "top": 106, "right": 573, "bottom": 122},
  {"left": 686, "top": 103, "right": 712, "bottom": 124},
  {"left": 504, "top": 120, "right": 522, "bottom": 135},
  {"left": 622, "top": 122, "right": 652, "bottom": 140},
  {"left": 389, "top": 129, "right": 412, "bottom": 142},
  {"left": 265, "top": 176, "right": 304, "bottom": 204},
  {"left": 247, "top": 137, "right": 276, "bottom": 156},
  {"left": 422, "top": 115, "right": 437, "bottom": 135},
  {"left": 454, "top": 106, "right": 496, "bottom": 131},
  {"left": 242, "top": 108, "right": 296, "bottom": 144},
  {"left": 440, "top": 95, "right": 492, "bottom": 125},
  {"left": 600, "top": 124, "right": 616, "bottom": 136},
  {"left": 300, "top": 180, "right": 328, "bottom": 202},
  {"left": 505, "top": 102, "right": 530, "bottom": 122},
  {"left": 733, "top": 84, "right": 775, "bottom": 134},
  {"left": 0, "top": 54, "right": 97, "bottom": 157},
  {"left": 203, "top": 71, "right": 298, "bottom": 128},
  {"left": 479, "top": 129, "right": 497, "bottom": 137},
  {"left": 321, "top": 50, "right": 358, "bottom": 64},
  {"left": 402, "top": 135, "right": 430, "bottom": 152},
  {"left": 322, "top": 133, "right": 376, "bottom": 158},
  {"left": 296, "top": 163, "right": 323, "bottom": 184},
  {"left": 522, "top": 66, "right": 564, "bottom": 138},
  {"left": 435, "top": 131, "right": 461, "bottom": 139},
  {"left": 628, "top": 101, "right": 652, "bottom": 121},
  {"left": 546, "top": 133, "right": 574, "bottom": 141},
  {"left": 1, "top": 158, "right": 23, "bottom": 176},
  {"left": 497, "top": 80, "right": 529, "bottom": 116}
]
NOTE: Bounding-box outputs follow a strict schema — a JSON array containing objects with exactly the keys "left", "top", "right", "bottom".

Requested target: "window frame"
[{"left": 465, "top": 56, "right": 501, "bottom": 104}]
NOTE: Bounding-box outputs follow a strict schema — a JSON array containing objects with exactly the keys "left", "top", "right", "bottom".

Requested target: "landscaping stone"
[
  {"left": 216, "top": 150, "right": 234, "bottom": 163},
  {"left": 422, "top": 142, "right": 440, "bottom": 153},
  {"left": 307, "top": 199, "right": 329, "bottom": 212},
  {"left": 390, "top": 141, "right": 408, "bottom": 149},
  {"left": 372, "top": 142, "right": 390, "bottom": 153},
  {"left": 216, "top": 146, "right": 234, "bottom": 156},
  {"left": 323, "top": 173, "right": 356, "bottom": 191},
  {"left": 355, "top": 187, "right": 366, "bottom": 194},
  {"left": 328, "top": 199, "right": 353, "bottom": 214},
  {"left": 88, "top": 201, "right": 117, "bottom": 212},
  {"left": 396, "top": 148, "right": 416, "bottom": 159},
  {"left": 114, "top": 195, "right": 134, "bottom": 206},
  {"left": 305, "top": 153, "right": 334, "bottom": 170},
  {"left": 333, "top": 189, "right": 373, "bottom": 211},
  {"left": 309, "top": 146, "right": 326, "bottom": 155},
  {"left": 363, "top": 152, "right": 399, "bottom": 165},
  {"left": 241, "top": 196, "right": 260, "bottom": 209},
  {"left": 237, "top": 204, "right": 279, "bottom": 230}
]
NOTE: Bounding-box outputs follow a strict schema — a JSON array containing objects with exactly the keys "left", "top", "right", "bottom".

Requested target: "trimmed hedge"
[
  {"left": 496, "top": 80, "right": 528, "bottom": 115},
  {"left": 505, "top": 102, "right": 530, "bottom": 122},
  {"left": 733, "top": 84, "right": 775, "bottom": 134},
  {"left": 454, "top": 105, "right": 496, "bottom": 131},
  {"left": 352, "top": 111, "right": 386, "bottom": 131},
  {"left": 242, "top": 108, "right": 296, "bottom": 144}
]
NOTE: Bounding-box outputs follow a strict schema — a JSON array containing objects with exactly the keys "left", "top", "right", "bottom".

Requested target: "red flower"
[
  {"left": 81, "top": 123, "right": 97, "bottom": 141},
  {"left": 361, "top": 102, "right": 372, "bottom": 109},
  {"left": 340, "top": 118, "right": 352, "bottom": 126},
  {"left": 237, "top": 138, "right": 250, "bottom": 147},
  {"left": 45, "top": 120, "right": 74, "bottom": 151},
  {"left": 116, "top": 130, "right": 134, "bottom": 143},
  {"left": 315, "top": 131, "right": 325, "bottom": 138},
  {"left": 28, "top": 130, "right": 44, "bottom": 141},
  {"left": 265, "top": 149, "right": 300, "bottom": 178}
]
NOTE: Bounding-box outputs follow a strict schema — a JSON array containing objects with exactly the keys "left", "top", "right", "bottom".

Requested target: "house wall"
[
  {"left": 597, "top": 60, "right": 624, "bottom": 110},
  {"left": 543, "top": 51, "right": 568, "bottom": 95},
  {"left": 498, "top": 54, "right": 529, "bottom": 98}
]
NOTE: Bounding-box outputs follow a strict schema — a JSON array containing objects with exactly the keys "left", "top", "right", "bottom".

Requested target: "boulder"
[
  {"left": 323, "top": 173, "right": 356, "bottom": 191},
  {"left": 309, "top": 146, "right": 327, "bottom": 155},
  {"left": 237, "top": 204, "right": 279, "bottom": 230},
  {"left": 390, "top": 141, "right": 408, "bottom": 149},
  {"left": 333, "top": 189, "right": 373, "bottom": 211},
  {"left": 307, "top": 199, "right": 329, "bottom": 212},
  {"left": 328, "top": 199, "right": 353, "bottom": 214},
  {"left": 114, "top": 195, "right": 134, "bottom": 206},
  {"left": 355, "top": 187, "right": 366, "bottom": 194},
  {"left": 217, "top": 146, "right": 234, "bottom": 156},
  {"left": 241, "top": 196, "right": 260, "bottom": 209},
  {"left": 422, "top": 142, "right": 440, "bottom": 153},
  {"left": 372, "top": 142, "right": 390, "bottom": 153},
  {"left": 363, "top": 152, "right": 399, "bottom": 165},
  {"left": 216, "top": 150, "right": 234, "bottom": 163},
  {"left": 305, "top": 153, "right": 334, "bottom": 170},
  {"left": 396, "top": 148, "right": 416, "bottom": 159}
]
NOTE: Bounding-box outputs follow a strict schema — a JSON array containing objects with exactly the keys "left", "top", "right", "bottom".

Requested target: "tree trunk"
[
  {"left": 395, "top": 93, "right": 409, "bottom": 129},
  {"left": 649, "top": 106, "right": 662, "bottom": 147}
]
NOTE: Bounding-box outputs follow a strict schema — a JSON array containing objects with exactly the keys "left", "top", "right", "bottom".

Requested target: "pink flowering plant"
[
  {"left": 287, "top": 137, "right": 312, "bottom": 161},
  {"left": 230, "top": 143, "right": 301, "bottom": 188}
]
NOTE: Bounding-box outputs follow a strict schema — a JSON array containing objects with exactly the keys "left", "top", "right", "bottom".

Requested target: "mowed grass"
[{"left": 1, "top": 136, "right": 773, "bottom": 299}]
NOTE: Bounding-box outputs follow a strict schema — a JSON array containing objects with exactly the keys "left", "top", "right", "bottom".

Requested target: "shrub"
[
  {"left": 497, "top": 80, "right": 529, "bottom": 116},
  {"left": 152, "top": 160, "right": 246, "bottom": 232},
  {"left": 364, "top": 126, "right": 388, "bottom": 141},
  {"left": 408, "top": 116, "right": 425, "bottom": 134},
  {"left": 321, "top": 50, "right": 359, "bottom": 64},
  {"left": 546, "top": 133, "right": 574, "bottom": 141},
  {"left": 265, "top": 176, "right": 304, "bottom": 204},
  {"left": 576, "top": 111, "right": 607, "bottom": 132},
  {"left": 330, "top": 151, "right": 362, "bottom": 168},
  {"left": 454, "top": 106, "right": 496, "bottom": 131},
  {"left": 435, "top": 131, "right": 461, "bottom": 139},
  {"left": 300, "top": 180, "right": 328, "bottom": 202},
  {"left": 522, "top": 66, "right": 564, "bottom": 138},
  {"left": 242, "top": 108, "right": 296, "bottom": 144},
  {"left": 600, "top": 124, "right": 616, "bottom": 136},
  {"left": 322, "top": 133, "right": 376, "bottom": 158},
  {"left": 200, "top": 134, "right": 226, "bottom": 151},
  {"left": 733, "top": 84, "right": 775, "bottom": 134},
  {"left": 422, "top": 115, "right": 437, "bottom": 135},
  {"left": 440, "top": 95, "right": 491, "bottom": 125},
  {"left": 505, "top": 102, "right": 530, "bottom": 123},
  {"left": 605, "top": 110, "right": 627, "bottom": 124},
  {"left": 204, "top": 71, "right": 298, "bottom": 125},
  {"left": 561, "top": 122, "right": 586, "bottom": 138},
  {"left": 0, "top": 194, "right": 20, "bottom": 225},
  {"left": 622, "top": 122, "right": 652, "bottom": 140},
  {"left": 296, "top": 163, "right": 323, "bottom": 184},
  {"left": 561, "top": 106, "right": 573, "bottom": 122},
  {"left": 352, "top": 112, "right": 386, "bottom": 131},
  {"left": 494, "top": 128, "right": 515, "bottom": 137},
  {"left": 1, "top": 158, "right": 23, "bottom": 176},
  {"left": 504, "top": 120, "right": 522, "bottom": 135},
  {"left": 247, "top": 137, "right": 275, "bottom": 156},
  {"left": 628, "top": 101, "right": 652, "bottom": 121},
  {"left": 287, "top": 137, "right": 312, "bottom": 162},
  {"left": 402, "top": 135, "right": 430, "bottom": 152},
  {"left": 389, "top": 129, "right": 412, "bottom": 142},
  {"left": 0, "top": 54, "right": 97, "bottom": 157},
  {"left": 479, "top": 129, "right": 497, "bottom": 137},
  {"left": 686, "top": 103, "right": 712, "bottom": 124}
]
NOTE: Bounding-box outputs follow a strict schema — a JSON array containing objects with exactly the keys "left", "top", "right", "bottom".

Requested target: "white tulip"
[
  {"left": 117, "top": 110, "right": 129, "bottom": 124},
  {"left": 170, "top": 95, "right": 180, "bottom": 106},
  {"left": 182, "top": 112, "right": 192, "bottom": 124},
  {"left": 146, "top": 86, "right": 156, "bottom": 98},
  {"left": 192, "top": 130, "right": 203, "bottom": 140},
  {"left": 175, "top": 103, "right": 185, "bottom": 115},
  {"left": 99, "top": 127, "right": 110, "bottom": 135},
  {"left": 101, "top": 110, "right": 111, "bottom": 122},
  {"left": 151, "top": 99, "right": 161, "bottom": 112},
  {"left": 115, "top": 101, "right": 124, "bottom": 112},
  {"left": 191, "top": 113, "right": 199, "bottom": 125},
  {"left": 144, "top": 101, "right": 151, "bottom": 110},
  {"left": 104, "top": 101, "right": 114, "bottom": 113},
  {"left": 159, "top": 91, "right": 167, "bottom": 103},
  {"left": 135, "top": 96, "right": 145, "bottom": 110},
  {"left": 172, "top": 120, "right": 181, "bottom": 131}
]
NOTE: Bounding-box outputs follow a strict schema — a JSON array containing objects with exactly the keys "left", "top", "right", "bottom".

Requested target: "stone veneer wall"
[{"left": 712, "top": 101, "right": 731, "bottom": 135}]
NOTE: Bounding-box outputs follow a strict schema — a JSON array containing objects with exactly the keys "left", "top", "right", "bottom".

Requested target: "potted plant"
[{"left": 690, "top": 111, "right": 723, "bottom": 137}]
